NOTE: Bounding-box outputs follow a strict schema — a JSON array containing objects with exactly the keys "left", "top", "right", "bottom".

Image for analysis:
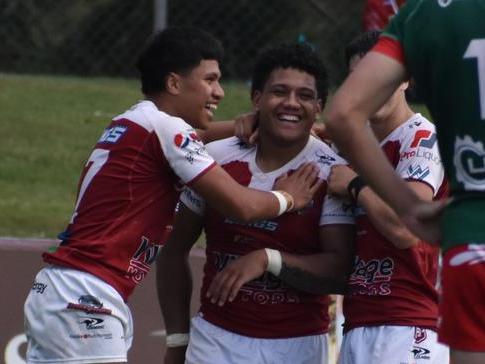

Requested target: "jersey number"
[
  {"left": 464, "top": 39, "right": 485, "bottom": 120},
  {"left": 70, "top": 148, "right": 110, "bottom": 223}
]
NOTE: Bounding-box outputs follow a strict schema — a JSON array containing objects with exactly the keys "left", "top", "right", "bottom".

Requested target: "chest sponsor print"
[{"left": 348, "top": 256, "right": 395, "bottom": 296}]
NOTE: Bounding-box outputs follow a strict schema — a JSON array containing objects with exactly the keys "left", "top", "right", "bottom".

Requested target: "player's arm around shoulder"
[
  {"left": 157, "top": 201, "right": 204, "bottom": 364},
  {"left": 191, "top": 160, "right": 321, "bottom": 222}
]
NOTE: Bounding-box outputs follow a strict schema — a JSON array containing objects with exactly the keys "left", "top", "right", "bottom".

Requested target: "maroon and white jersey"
[
  {"left": 181, "top": 136, "right": 354, "bottom": 338},
  {"left": 343, "top": 113, "right": 448, "bottom": 332},
  {"left": 44, "top": 100, "right": 216, "bottom": 301}
]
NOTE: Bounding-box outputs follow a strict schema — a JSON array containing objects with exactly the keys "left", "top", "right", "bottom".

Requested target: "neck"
[
  {"left": 370, "top": 102, "right": 415, "bottom": 142},
  {"left": 146, "top": 94, "right": 180, "bottom": 118},
  {"left": 255, "top": 133, "right": 309, "bottom": 173}
]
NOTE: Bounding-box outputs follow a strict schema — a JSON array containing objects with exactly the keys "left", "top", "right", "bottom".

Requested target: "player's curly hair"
[
  {"left": 250, "top": 43, "right": 328, "bottom": 104},
  {"left": 344, "top": 30, "right": 381, "bottom": 68},
  {"left": 136, "top": 27, "right": 223, "bottom": 95}
]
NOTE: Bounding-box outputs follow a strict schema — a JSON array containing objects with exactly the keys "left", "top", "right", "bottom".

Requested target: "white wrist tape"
[
  {"left": 270, "top": 191, "right": 288, "bottom": 216},
  {"left": 265, "top": 248, "right": 282, "bottom": 276},
  {"left": 166, "top": 333, "right": 189, "bottom": 347}
]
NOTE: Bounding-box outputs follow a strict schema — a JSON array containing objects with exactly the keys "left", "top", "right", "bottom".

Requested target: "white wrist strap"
[
  {"left": 270, "top": 191, "right": 288, "bottom": 216},
  {"left": 166, "top": 333, "right": 189, "bottom": 347},
  {"left": 265, "top": 248, "right": 282, "bottom": 276}
]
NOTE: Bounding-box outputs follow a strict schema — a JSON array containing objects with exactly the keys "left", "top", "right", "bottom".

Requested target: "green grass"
[{"left": 0, "top": 73, "right": 251, "bottom": 238}]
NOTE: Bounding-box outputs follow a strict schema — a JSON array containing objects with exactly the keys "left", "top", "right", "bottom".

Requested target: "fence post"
[{"left": 153, "top": 0, "right": 168, "bottom": 32}]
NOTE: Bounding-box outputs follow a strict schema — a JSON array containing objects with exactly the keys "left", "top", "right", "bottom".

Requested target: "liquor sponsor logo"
[
  {"left": 410, "top": 130, "right": 437, "bottom": 149},
  {"left": 79, "top": 317, "right": 105, "bottom": 330},
  {"left": 454, "top": 135, "right": 485, "bottom": 191},
  {"left": 31, "top": 281, "right": 47, "bottom": 294},
  {"left": 411, "top": 346, "right": 431, "bottom": 359},
  {"left": 407, "top": 164, "right": 430, "bottom": 180},
  {"left": 400, "top": 150, "right": 441, "bottom": 165}
]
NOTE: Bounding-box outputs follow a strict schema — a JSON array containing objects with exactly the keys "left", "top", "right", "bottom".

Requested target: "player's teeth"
[
  {"left": 280, "top": 114, "right": 299, "bottom": 121},
  {"left": 206, "top": 103, "right": 217, "bottom": 110}
]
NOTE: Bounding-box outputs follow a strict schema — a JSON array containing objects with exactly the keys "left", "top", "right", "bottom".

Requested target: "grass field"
[
  {"left": 0, "top": 73, "right": 251, "bottom": 238},
  {"left": 0, "top": 73, "right": 430, "bottom": 238}
]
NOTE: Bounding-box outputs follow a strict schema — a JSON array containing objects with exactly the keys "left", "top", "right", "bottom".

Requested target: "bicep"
[{"left": 332, "top": 52, "right": 407, "bottom": 121}]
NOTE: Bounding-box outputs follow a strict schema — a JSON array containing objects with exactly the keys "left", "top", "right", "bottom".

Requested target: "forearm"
[
  {"left": 197, "top": 120, "right": 235, "bottom": 144},
  {"left": 278, "top": 252, "right": 349, "bottom": 295},
  {"left": 358, "top": 187, "right": 420, "bottom": 249},
  {"left": 157, "top": 252, "right": 192, "bottom": 334}
]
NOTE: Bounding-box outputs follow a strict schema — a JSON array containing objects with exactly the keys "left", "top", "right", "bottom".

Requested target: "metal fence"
[{"left": 0, "top": 0, "right": 365, "bottom": 85}]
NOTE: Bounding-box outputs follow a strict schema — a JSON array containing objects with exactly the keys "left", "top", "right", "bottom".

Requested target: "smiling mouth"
[
  {"left": 205, "top": 103, "right": 218, "bottom": 113},
  {"left": 277, "top": 113, "right": 301, "bottom": 123}
]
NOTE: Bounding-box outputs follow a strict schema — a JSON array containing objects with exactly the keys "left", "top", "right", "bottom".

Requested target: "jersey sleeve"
[
  {"left": 396, "top": 124, "right": 445, "bottom": 195},
  {"left": 179, "top": 187, "right": 206, "bottom": 216},
  {"left": 320, "top": 194, "right": 355, "bottom": 226},
  {"left": 375, "top": 0, "right": 421, "bottom": 64},
  {"left": 154, "top": 116, "right": 216, "bottom": 184}
]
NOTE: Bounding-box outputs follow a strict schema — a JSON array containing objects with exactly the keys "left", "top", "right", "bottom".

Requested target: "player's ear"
[
  {"left": 316, "top": 99, "right": 323, "bottom": 113},
  {"left": 400, "top": 81, "right": 409, "bottom": 91},
  {"left": 252, "top": 90, "right": 262, "bottom": 110},
  {"left": 165, "top": 72, "right": 183, "bottom": 95}
]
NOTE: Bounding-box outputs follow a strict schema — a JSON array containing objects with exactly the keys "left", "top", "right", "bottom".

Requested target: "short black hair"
[
  {"left": 136, "top": 27, "right": 224, "bottom": 95},
  {"left": 251, "top": 43, "right": 328, "bottom": 104},
  {"left": 345, "top": 30, "right": 381, "bottom": 68}
]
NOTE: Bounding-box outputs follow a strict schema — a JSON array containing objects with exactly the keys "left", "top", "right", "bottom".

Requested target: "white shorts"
[
  {"left": 337, "top": 326, "right": 449, "bottom": 364},
  {"left": 24, "top": 266, "right": 133, "bottom": 364},
  {"left": 185, "top": 314, "right": 329, "bottom": 364}
]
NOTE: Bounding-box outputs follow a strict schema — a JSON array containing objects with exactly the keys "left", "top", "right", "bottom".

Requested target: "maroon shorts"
[{"left": 439, "top": 244, "right": 485, "bottom": 351}]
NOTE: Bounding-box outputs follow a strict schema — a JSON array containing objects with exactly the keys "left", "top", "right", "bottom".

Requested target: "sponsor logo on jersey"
[
  {"left": 79, "top": 317, "right": 105, "bottom": 330},
  {"left": 348, "top": 256, "right": 395, "bottom": 296},
  {"left": 127, "top": 236, "right": 162, "bottom": 284},
  {"left": 98, "top": 125, "right": 127, "bottom": 144},
  {"left": 407, "top": 164, "right": 430, "bottom": 180},
  {"left": 454, "top": 135, "right": 485, "bottom": 191},
  {"left": 32, "top": 281, "right": 47, "bottom": 294},
  {"left": 174, "top": 131, "right": 200, "bottom": 149},
  {"left": 410, "top": 130, "right": 437, "bottom": 149},
  {"left": 414, "top": 327, "right": 427, "bottom": 344},
  {"left": 69, "top": 332, "right": 113, "bottom": 340},
  {"left": 449, "top": 244, "right": 485, "bottom": 266},
  {"left": 408, "top": 120, "right": 423, "bottom": 129},
  {"left": 411, "top": 346, "right": 431, "bottom": 359},
  {"left": 224, "top": 218, "right": 279, "bottom": 232},
  {"left": 213, "top": 251, "right": 300, "bottom": 304},
  {"left": 67, "top": 295, "right": 112, "bottom": 315},
  {"left": 315, "top": 150, "right": 336, "bottom": 165},
  {"left": 400, "top": 149, "right": 441, "bottom": 165}
]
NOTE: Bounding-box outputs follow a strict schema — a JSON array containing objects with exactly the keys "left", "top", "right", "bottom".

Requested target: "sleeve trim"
[
  {"left": 372, "top": 36, "right": 405, "bottom": 65},
  {"left": 186, "top": 161, "right": 217, "bottom": 186}
]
